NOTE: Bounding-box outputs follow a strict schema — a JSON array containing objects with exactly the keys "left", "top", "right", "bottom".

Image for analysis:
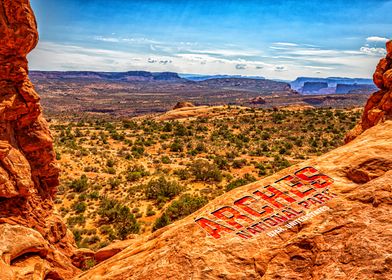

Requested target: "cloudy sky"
[{"left": 29, "top": 0, "right": 391, "bottom": 80}]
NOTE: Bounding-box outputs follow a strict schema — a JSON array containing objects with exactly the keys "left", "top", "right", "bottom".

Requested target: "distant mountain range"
[
  {"left": 179, "top": 74, "right": 265, "bottom": 81},
  {"left": 30, "top": 71, "right": 376, "bottom": 99},
  {"left": 30, "top": 71, "right": 186, "bottom": 82}
]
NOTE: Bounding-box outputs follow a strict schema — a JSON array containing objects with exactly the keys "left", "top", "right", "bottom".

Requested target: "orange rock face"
[
  {"left": 0, "top": 0, "right": 78, "bottom": 279},
  {"left": 345, "top": 40, "right": 392, "bottom": 142}
]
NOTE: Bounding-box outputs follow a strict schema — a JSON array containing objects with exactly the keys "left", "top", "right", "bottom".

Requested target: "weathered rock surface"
[
  {"left": 346, "top": 40, "right": 392, "bottom": 142},
  {"left": 94, "top": 239, "right": 138, "bottom": 264},
  {"left": 0, "top": 0, "right": 78, "bottom": 279}
]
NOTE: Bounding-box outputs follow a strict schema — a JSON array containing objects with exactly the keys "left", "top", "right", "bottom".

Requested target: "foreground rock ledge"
[{"left": 77, "top": 121, "right": 392, "bottom": 280}]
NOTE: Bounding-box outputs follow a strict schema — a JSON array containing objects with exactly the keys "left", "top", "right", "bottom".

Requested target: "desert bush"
[
  {"left": 69, "top": 175, "right": 89, "bottom": 193},
  {"left": 72, "top": 201, "right": 87, "bottom": 213},
  {"left": 105, "top": 167, "right": 116, "bottom": 175},
  {"left": 98, "top": 197, "right": 140, "bottom": 240},
  {"left": 170, "top": 139, "right": 184, "bottom": 152},
  {"left": 153, "top": 194, "right": 208, "bottom": 231},
  {"left": 173, "top": 168, "right": 191, "bottom": 180},
  {"left": 146, "top": 205, "right": 156, "bottom": 216},
  {"left": 126, "top": 164, "right": 149, "bottom": 182},
  {"left": 189, "top": 159, "right": 222, "bottom": 182},
  {"left": 108, "top": 177, "right": 121, "bottom": 189},
  {"left": 232, "top": 158, "right": 247, "bottom": 169},
  {"left": 161, "top": 156, "right": 172, "bottom": 164},
  {"left": 226, "top": 174, "right": 257, "bottom": 192},
  {"left": 145, "top": 176, "right": 183, "bottom": 201},
  {"left": 213, "top": 156, "right": 230, "bottom": 170},
  {"left": 67, "top": 214, "right": 86, "bottom": 227}
]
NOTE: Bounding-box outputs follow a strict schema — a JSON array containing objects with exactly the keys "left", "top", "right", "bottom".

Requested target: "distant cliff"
[{"left": 30, "top": 71, "right": 185, "bottom": 82}]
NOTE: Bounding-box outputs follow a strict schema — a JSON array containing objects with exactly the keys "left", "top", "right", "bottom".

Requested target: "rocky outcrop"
[
  {"left": 173, "top": 101, "right": 195, "bottom": 110},
  {"left": 345, "top": 40, "right": 392, "bottom": 142},
  {"left": 77, "top": 121, "right": 392, "bottom": 280},
  {"left": 0, "top": 0, "right": 78, "bottom": 279},
  {"left": 250, "top": 96, "right": 266, "bottom": 105}
]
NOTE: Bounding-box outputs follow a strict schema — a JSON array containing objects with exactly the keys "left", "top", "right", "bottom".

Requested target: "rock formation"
[
  {"left": 0, "top": 0, "right": 78, "bottom": 279},
  {"left": 345, "top": 40, "right": 392, "bottom": 142},
  {"left": 173, "top": 101, "right": 195, "bottom": 110}
]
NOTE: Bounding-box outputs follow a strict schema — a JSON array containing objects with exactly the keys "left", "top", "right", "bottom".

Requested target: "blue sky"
[{"left": 28, "top": 0, "right": 392, "bottom": 79}]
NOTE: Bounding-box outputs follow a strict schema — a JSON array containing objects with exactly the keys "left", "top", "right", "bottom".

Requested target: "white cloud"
[
  {"left": 186, "top": 48, "right": 263, "bottom": 57},
  {"left": 94, "top": 36, "right": 159, "bottom": 44},
  {"left": 272, "top": 42, "right": 299, "bottom": 47},
  {"left": 366, "top": 36, "right": 389, "bottom": 43},
  {"left": 360, "top": 47, "right": 387, "bottom": 56}
]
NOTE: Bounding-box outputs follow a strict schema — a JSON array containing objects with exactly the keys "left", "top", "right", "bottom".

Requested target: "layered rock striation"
[
  {"left": 0, "top": 0, "right": 78, "bottom": 279},
  {"left": 345, "top": 40, "right": 392, "bottom": 142}
]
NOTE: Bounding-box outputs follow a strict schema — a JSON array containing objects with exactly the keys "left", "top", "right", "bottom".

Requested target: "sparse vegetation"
[{"left": 52, "top": 106, "right": 362, "bottom": 249}]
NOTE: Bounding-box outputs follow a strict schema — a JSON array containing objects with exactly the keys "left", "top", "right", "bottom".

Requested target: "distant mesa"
[
  {"left": 180, "top": 74, "right": 265, "bottom": 81},
  {"left": 302, "top": 82, "right": 328, "bottom": 94},
  {"left": 173, "top": 101, "right": 195, "bottom": 110},
  {"left": 291, "top": 77, "right": 377, "bottom": 95},
  {"left": 335, "top": 83, "right": 378, "bottom": 94},
  {"left": 30, "top": 70, "right": 185, "bottom": 83}
]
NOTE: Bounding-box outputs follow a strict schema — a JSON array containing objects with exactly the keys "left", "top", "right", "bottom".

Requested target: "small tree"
[
  {"left": 145, "top": 176, "right": 183, "bottom": 201},
  {"left": 189, "top": 159, "right": 222, "bottom": 182}
]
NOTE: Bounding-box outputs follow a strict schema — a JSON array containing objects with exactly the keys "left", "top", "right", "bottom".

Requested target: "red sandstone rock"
[
  {"left": 345, "top": 40, "right": 392, "bottom": 142},
  {"left": 387, "top": 40, "right": 392, "bottom": 58},
  {"left": 173, "top": 101, "right": 195, "bottom": 110},
  {"left": 0, "top": 0, "right": 78, "bottom": 279},
  {"left": 95, "top": 239, "right": 138, "bottom": 264},
  {"left": 71, "top": 249, "right": 96, "bottom": 269}
]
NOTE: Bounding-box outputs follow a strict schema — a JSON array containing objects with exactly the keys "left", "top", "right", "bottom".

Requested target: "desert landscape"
[{"left": 1, "top": 0, "right": 392, "bottom": 279}]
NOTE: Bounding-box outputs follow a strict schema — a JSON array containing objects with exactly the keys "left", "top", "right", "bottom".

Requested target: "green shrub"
[
  {"left": 69, "top": 175, "right": 88, "bottom": 193},
  {"left": 107, "top": 177, "right": 120, "bottom": 189},
  {"left": 126, "top": 164, "right": 149, "bottom": 182},
  {"left": 106, "top": 167, "right": 116, "bottom": 175},
  {"left": 98, "top": 197, "right": 140, "bottom": 239},
  {"left": 72, "top": 201, "right": 87, "bottom": 213},
  {"left": 145, "top": 176, "right": 183, "bottom": 201},
  {"left": 232, "top": 159, "right": 247, "bottom": 169},
  {"left": 189, "top": 159, "right": 222, "bottom": 182},
  {"left": 67, "top": 214, "right": 86, "bottom": 227},
  {"left": 173, "top": 168, "right": 191, "bottom": 180},
  {"left": 153, "top": 194, "right": 208, "bottom": 231},
  {"left": 226, "top": 174, "right": 257, "bottom": 192},
  {"left": 146, "top": 205, "right": 156, "bottom": 216},
  {"left": 170, "top": 139, "right": 184, "bottom": 152},
  {"left": 161, "top": 156, "right": 172, "bottom": 164}
]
